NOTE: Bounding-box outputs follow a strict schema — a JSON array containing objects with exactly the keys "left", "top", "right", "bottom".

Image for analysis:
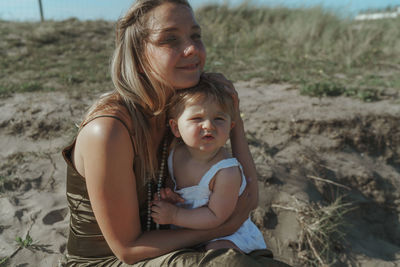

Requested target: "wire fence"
[{"left": 0, "top": 0, "right": 135, "bottom": 21}]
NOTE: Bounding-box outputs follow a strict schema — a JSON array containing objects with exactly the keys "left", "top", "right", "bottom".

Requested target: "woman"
[{"left": 62, "top": 0, "right": 290, "bottom": 266}]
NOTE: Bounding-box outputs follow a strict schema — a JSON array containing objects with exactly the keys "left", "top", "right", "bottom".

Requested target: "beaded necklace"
[{"left": 146, "top": 137, "right": 168, "bottom": 231}]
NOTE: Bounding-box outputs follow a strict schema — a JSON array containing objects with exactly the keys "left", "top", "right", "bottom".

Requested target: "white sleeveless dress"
[{"left": 168, "top": 149, "right": 267, "bottom": 253}]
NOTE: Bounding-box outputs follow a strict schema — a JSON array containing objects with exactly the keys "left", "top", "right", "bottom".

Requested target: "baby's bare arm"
[{"left": 153, "top": 166, "right": 242, "bottom": 229}]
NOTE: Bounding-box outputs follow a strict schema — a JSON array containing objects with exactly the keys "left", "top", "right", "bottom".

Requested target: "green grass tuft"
[
  {"left": 300, "top": 81, "right": 380, "bottom": 101},
  {"left": 15, "top": 234, "right": 33, "bottom": 248},
  {"left": 300, "top": 82, "right": 346, "bottom": 97},
  {"left": 20, "top": 82, "right": 43, "bottom": 92},
  {"left": 344, "top": 87, "right": 379, "bottom": 102}
]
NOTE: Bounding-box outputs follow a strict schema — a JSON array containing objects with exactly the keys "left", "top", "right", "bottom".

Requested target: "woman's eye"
[
  {"left": 161, "top": 35, "right": 178, "bottom": 44},
  {"left": 192, "top": 33, "right": 202, "bottom": 40},
  {"left": 215, "top": 117, "right": 225, "bottom": 121}
]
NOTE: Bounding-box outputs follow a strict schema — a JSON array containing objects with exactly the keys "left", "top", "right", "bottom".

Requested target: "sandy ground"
[{"left": 0, "top": 82, "right": 399, "bottom": 266}]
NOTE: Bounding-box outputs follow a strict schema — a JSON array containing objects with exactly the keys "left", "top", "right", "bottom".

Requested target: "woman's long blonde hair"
[{"left": 84, "top": 0, "right": 192, "bottom": 187}]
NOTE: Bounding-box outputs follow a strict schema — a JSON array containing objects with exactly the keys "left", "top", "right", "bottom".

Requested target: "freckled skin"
[{"left": 145, "top": 3, "right": 206, "bottom": 89}]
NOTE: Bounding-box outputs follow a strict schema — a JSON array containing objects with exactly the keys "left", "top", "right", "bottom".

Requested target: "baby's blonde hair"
[{"left": 168, "top": 76, "right": 235, "bottom": 121}]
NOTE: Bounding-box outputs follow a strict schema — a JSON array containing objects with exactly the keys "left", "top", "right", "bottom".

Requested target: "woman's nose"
[{"left": 183, "top": 40, "right": 198, "bottom": 57}]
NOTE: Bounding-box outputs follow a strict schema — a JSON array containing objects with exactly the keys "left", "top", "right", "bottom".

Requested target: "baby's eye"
[{"left": 190, "top": 117, "right": 202, "bottom": 121}]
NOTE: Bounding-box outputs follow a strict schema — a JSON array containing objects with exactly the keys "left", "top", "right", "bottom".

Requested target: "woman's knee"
[{"left": 205, "top": 240, "right": 242, "bottom": 252}]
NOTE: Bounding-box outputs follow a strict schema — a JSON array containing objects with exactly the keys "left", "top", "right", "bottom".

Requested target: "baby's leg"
[{"left": 205, "top": 240, "right": 243, "bottom": 253}]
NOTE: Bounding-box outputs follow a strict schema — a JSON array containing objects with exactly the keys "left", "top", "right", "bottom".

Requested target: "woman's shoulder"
[
  {"left": 76, "top": 93, "right": 136, "bottom": 156},
  {"left": 76, "top": 116, "right": 134, "bottom": 165},
  {"left": 81, "top": 116, "right": 130, "bottom": 139},
  {"left": 82, "top": 92, "right": 134, "bottom": 135},
  {"left": 70, "top": 93, "right": 137, "bottom": 179}
]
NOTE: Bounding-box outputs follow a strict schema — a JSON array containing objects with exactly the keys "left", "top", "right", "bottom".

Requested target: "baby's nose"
[{"left": 202, "top": 119, "right": 215, "bottom": 130}]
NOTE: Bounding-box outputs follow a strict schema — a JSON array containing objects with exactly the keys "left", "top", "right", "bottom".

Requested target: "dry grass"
[
  {"left": 0, "top": 4, "right": 399, "bottom": 101},
  {"left": 0, "top": 19, "right": 114, "bottom": 97},
  {"left": 273, "top": 197, "right": 353, "bottom": 266},
  {"left": 196, "top": 4, "right": 400, "bottom": 100}
]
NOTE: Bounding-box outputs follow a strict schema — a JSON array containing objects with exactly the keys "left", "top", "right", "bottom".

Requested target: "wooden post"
[{"left": 38, "top": 0, "right": 44, "bottom": 21}]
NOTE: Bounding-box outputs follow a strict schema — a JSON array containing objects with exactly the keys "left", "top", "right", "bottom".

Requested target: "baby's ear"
[{"left": 169, "top": 119, "right": 181, "bottom": 138}]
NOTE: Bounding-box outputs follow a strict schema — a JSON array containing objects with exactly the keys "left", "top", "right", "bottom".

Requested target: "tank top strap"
[
  {"left": 81, "top": 115, "right": 132, "bottom": 135},
  {"left": 79, "top": 115, "right": 135, "bottom": 151},
  {"left": 198, "top": 158, "right": 241, "bottom": 187}
]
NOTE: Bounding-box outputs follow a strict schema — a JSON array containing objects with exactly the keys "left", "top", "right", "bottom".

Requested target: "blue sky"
[{"left": 0, "top": 0, "right": 399, "bottom": 21}]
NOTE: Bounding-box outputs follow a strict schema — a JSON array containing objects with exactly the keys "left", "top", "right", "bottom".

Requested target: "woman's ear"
[
  {"left": 230, "top": 121, "right": 236, "bottom": 129},
  {"left": 169, "top": 119, "right": 181, "bottom": 138}
]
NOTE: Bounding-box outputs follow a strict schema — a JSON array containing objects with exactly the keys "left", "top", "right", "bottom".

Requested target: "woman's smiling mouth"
[{"left": 177, "top": 62, "right": 199, "bottom": 70}]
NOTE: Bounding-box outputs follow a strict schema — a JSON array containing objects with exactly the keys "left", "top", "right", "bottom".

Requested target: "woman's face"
[{"left": 145, "top": 2, "right": 206, "bottom": 90}]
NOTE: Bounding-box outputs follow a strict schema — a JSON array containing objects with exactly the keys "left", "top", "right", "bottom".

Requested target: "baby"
[{"left": 151, "top": 76, "right": 266, "bottom": 253}]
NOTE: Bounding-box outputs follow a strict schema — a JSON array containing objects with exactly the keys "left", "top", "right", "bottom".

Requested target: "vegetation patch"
[
  {"left": 300, "top": 82, "right": 346, "bottom": 97},
  {"left": 274, "top": 197, "right": 353, "bottom": 266},
  {"left": 300, "top": 82, "right": 380, "bottom": 101},
  {"left": 0, "top": 5, "right": 399, "bottom": 100},
  {"left": 196, "top": 4, "right": 400, "bottom": 99}
]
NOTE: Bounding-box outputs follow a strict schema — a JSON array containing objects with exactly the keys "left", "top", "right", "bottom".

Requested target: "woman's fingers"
[
  {"left": 158, "top": 187, "right": 184, "bottom": 204},
  {"left": 234, "top": 187, "right": 253, "bottom": 219},
  {"left": 159, "top": 188, "right": 167, "bottom": 200},
  {"left": 203, "top": 72, "right": 234, "bottom": 91},
  {"left": 216, "top": 191, "right": 252, "bottom": 236},
  {"left": 163, "top": 188, "right": 172, "bottom": 200},
  {"left": 165, "top": 188, "right": 185, "bottom": 203},
  {"left": 154, "top": 188, "right": 175, "bottom": 201},
  {"left": 202, "top": 72, "right": 240, "bottom": 115}
]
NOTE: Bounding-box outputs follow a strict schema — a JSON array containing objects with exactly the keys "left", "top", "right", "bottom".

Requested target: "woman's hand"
[
  {"left": 201, "top": 72, "right": 259, "bottom": 236},
  {"left": 215, "top": 185, "right": 254, "bottom": 236},
  {"left": 201, "top": 72, "right": 240, "bottom": 120},
  {"left": 154, "top": 187, "right": 184, "bottom": 204},
  {"left": 202, "top": 73, "right": 259, "bottom": 210}
]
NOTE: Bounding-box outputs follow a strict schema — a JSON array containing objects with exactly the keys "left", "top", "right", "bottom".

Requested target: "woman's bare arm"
[
  {"left": 202, "top": 72, "right": 259, "bottom": 209},
  {"left": 74, "top": 118, "right": 242, "bottom": 264},
  {"left": 230, "top": 116, "right": 259, "bottom": 209}
]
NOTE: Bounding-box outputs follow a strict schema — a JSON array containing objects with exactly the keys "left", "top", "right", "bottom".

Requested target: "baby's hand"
[{"left": 151, "top": 200, "right": 179, "bottom": 225}]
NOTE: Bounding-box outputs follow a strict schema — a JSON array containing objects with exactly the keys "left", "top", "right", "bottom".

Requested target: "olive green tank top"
[{"left": 62, "top": 111, "right": 148, "bottom": 258}]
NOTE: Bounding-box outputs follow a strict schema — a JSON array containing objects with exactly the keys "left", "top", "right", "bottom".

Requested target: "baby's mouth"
[{"left": 202, "top": 133, "right": 214, "bottom": 140}]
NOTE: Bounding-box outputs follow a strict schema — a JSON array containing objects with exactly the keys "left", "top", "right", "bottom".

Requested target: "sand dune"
[{"left": 1, "top": 81, "right": 399, "bottom": 266}]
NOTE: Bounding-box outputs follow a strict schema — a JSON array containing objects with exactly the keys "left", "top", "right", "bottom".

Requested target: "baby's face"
[{"left": 171, "top": 99, "right": 233, "bottom": 153}]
